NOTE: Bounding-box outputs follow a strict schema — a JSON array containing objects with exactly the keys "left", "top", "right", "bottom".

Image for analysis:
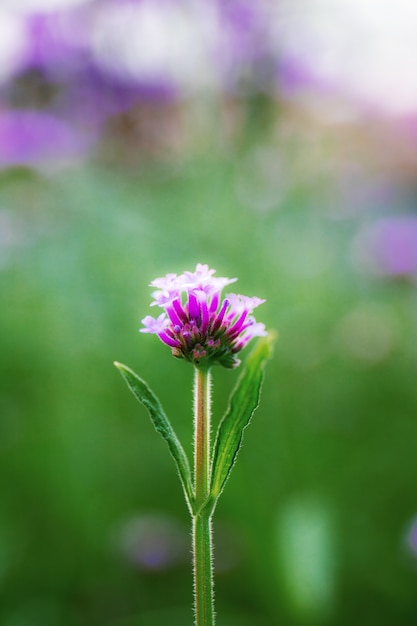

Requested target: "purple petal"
[
  {"left": 165, "top": 304, "right": 184, "bottom": 327},
  {"left": 200, "top": 297, "right": 209, "bottom": 333},
  {"left": 158, "top": 331, "right": 181, "bottom": 348},
  {"left": 150, "top": 273, "right": 178, "bottom": 289},
  {"left": 140, "top": 313, "right": 169, "bottom": 334},
  {"left": 187, "top": 291, "right": 201, "bottom": 320},
  {"left": 172, "top": 298, "right": 188, "bottom": 323},
  {"left": 226, "top": 309, "right": 249, "bottom": 337},
  {"left": 208, "top": 291, "right": 220, "bottom": 313},
  {"left": 211, "top": 298, "right": 230, "bottom": 332}
]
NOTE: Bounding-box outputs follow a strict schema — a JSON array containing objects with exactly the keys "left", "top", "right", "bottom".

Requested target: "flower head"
[{"left": 140, "top": 263, "right": 267, "bottom": 368}]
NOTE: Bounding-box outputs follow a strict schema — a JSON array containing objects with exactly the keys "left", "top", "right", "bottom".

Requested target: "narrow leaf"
[
  {"left": 209, "top": 332, "right": 276, "bottom": 505},
  {"left": 114, "top": 362, "right": 194, "bottom": 511}
]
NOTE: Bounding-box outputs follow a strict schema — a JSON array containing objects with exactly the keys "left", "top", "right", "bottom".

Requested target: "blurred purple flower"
[
  {"left": 56, "top": 69, "right": 174, "bottom": 140},
  {"left": 24, "top": 12, "right": 87, "bottom": 78},
  {"left": 214, "top": 1, "right": 276, "bottom": 90},
  {"left": 0, "top": 110, "right": 91, "bottom": 168},
  {"left": 404, "top": 514, "right": 417, "bottom": 566},
  {"left": 353, "top": 216, "right": 417, "bottom": 279},
  {"left": 3, "top": 3, "right": 176, "bottom": 121},
  {"left": 278, "top": 56, "right": 335, "bottom": 99},
  {"left": 407, "top": 517, "right": 417, "bottom": 557},
  {"left": 117, "top": 513, "right": 187, "bottom": 571},
  {"left": 0, "top": 0, "right": 287, "bottom": 130}
]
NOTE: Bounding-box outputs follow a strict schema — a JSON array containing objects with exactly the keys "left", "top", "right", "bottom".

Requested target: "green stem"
[{"left": 193, "top": 367, "right": 215, "bottom": 626}]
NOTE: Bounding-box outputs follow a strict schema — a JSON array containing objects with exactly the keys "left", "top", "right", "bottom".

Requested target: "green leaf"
[
  {"left": 114, "top": 362, "right": 194, "bottom": 512},
  {"left": 209, "top": 331, "right": 276, "bottom": 506}
]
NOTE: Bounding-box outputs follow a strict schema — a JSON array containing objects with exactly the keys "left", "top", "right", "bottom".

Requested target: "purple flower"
[
  {"left": 353, "top": 216, "right": 417, "bottom": 279},
  {"left": 0, "top": 110, "right": 91, "bottom": 168},
  {"left": 140, "top": 263, "right": 266, "bottom": 368}
]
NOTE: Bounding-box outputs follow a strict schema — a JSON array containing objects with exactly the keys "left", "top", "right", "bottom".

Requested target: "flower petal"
[{"left": 140, "top": 313, "right": 169, "bottom": 334}]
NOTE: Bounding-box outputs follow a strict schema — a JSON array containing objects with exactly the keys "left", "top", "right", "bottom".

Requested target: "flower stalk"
[
  {"left": 193, "top": 366, "right": 215, "bottom": 626},
  {"left": 194, "top": 367, "right": 211, "bottom": 506}
]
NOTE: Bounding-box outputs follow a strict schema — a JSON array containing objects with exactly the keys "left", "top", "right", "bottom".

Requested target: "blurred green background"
[{"left": 1, "top": 2, "right": 417, "bottom": 625}]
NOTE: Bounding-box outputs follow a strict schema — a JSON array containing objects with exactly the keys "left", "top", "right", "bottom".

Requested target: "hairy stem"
[{"left": 193, "top": 367, "right": 215, "bottom": 626}]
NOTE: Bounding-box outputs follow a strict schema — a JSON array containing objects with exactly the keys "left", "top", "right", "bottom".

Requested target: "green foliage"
[
  {"left": 209, "top": 332, "right": 276, "bottom": 509},
  {"left": 1, "top": 157, "right": 417, "bottom": 625},
  {"left": 114, "top": 362, "right": 194, "bottom": 512},
  {"left": 115, "top": 331, "right": 275, "bottom": 520}
]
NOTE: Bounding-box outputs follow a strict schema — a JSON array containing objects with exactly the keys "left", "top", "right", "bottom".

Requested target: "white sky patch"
[
  {"left": 275, "top": 0, "right": 417, "bottom": 114},
  {"left": 0, "top": 10, "right": 28, "bottom": 83},
  {"left": 90, "top": 2, "right": 220, "bottom": 92},
  {"left": 1, "top": 0, "right": 92, "bottom": 14}
]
